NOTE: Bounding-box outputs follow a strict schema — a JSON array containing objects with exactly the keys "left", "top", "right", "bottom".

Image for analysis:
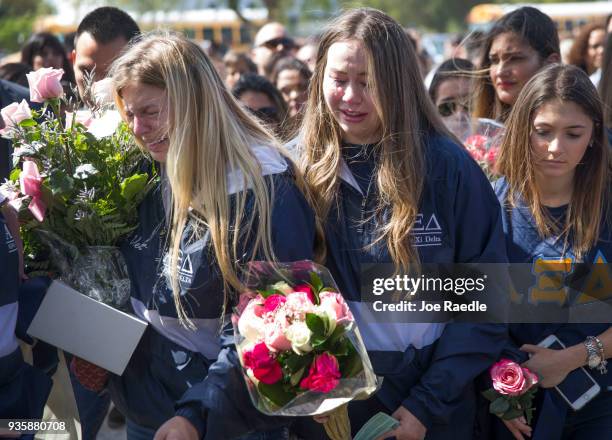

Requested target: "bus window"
[
  {"left": 183, "top": 28, "right": 196, "bottom": 39},
  {"left": 240, "top": 24, "right": 252, "bottom": 45},
  {"left": 221, "top": 27, "right": 233, "bottom": 45},
  {"left": 203, "top": 27, "right": 215, "bottom": 42}
]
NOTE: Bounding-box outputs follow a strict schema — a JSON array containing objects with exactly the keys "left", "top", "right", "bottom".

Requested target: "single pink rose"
[
  {"left": 264, "top": 316, "right": 292, "bottom": 352},
  {"left": 0, "top": 99, "right": 32, "bottom": 136},
  {"left": 294, "top": 284, "right": 315, "bottom": 303},
  {"left": 319, "top": 291, "right": 353, "bottom": 325},
  {"left": 490, "top": 359, "right": 531, "bottom": 396},
  {"left": 300, "top": 353, "right": 341, "bottom": 393},
  {"left": 26, "top": 67, "right": 64, "bottom": 103},
  {"left": 264, "top": 294, "right": 287, "bottom": 314},
  {"left": 242, "top": 342, "right": 282, "bottom": 384}
]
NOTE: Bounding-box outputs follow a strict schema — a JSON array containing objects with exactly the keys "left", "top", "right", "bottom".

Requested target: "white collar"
[
  {"left": 338, "top": 158, "right": 364, "bottom": 196},
  {"left": 226, "top": 144, "right": 288, "bottom": 195}
]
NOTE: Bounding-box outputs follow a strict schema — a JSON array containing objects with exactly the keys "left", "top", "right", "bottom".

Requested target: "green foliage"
[{"left": 3, "top": 97, "right": 158, "bottom": 273}]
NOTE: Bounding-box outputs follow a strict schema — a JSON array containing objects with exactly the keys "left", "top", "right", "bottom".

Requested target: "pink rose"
[
  {"left": 264, "top": 315, "right": 292, "bottom": 352},
  {"left": 319, "top": 291, "right": 353, "bottom": 325},
  {"left": 0, "top": 99, "right": 32, "bottom": 136},
  {"left": 293, "top": 284, "right": 315, "bottom": 303},
  {"left": 490, "top": 359, "right": 535, "bottom": 396},
  {"left": 242, "top": 342, "right": 282, "bottom": 384},
  {"left": 26, "top": 67, "right": 64, "bottom": 103},
  {"left": 264, "top": 294, "right": 287, "bottom": 314},
  {"left": 283, "top": 292, "right": 315, "bottom": 321},
  {"left": 486, "top": 146, "right": 499, "bottom": 168},
  {"left": 300, "top": 353, "right": 341, "bottom": 393}
]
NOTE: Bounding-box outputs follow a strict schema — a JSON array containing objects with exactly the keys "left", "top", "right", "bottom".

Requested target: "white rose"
[
  {"left": 314, "top": 305, "right": 337, "bottom": 335},
  {"left": 285, "top": 321, "right": 313, "bottom": 354},
  {"left": 238, "top": 312, "right": 265, "bottom": 343}
]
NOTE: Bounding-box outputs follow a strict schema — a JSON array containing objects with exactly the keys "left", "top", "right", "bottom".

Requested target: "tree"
[{"left": 0, "top": 0, "right": 51, "bottom": 54}]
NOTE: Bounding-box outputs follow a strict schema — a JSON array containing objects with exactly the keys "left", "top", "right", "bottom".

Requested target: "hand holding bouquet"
[
  {"left": 233, "top": 261, "right": 378, "bottom": 440},
  {"left": 0, "top": 67, "right": 156, "bottom": 307}
]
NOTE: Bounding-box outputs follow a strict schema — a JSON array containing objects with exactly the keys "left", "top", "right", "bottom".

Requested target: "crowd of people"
[{"left": 2, "top": 4, "right": 612, "bottom": 440}]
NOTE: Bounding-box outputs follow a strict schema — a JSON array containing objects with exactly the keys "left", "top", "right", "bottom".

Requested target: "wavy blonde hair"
[
  {"left": 496, "top": 64, "right": 611, "bottom": 260},
  {"left": 300, "top": 8, "right": 453, "bottom": 272},
  {"left": 111, "top": 32, "right": 283, "bottom": 325}
]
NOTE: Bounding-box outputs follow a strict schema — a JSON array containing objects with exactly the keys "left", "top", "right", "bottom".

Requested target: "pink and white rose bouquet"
[
  {"left": 233, "top": 261, "right": 378, "bottom": 438},
  {"left": 482, "top": 358, "right": 539, "bottom": 424}
]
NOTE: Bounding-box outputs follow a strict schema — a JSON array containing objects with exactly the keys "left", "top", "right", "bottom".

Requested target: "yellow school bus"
[
  {"left": 34, "top": 6, "right": 268, "bottom": 50},
  {"left": 467, "top": 2, "right": 612, "bottom": 33}
]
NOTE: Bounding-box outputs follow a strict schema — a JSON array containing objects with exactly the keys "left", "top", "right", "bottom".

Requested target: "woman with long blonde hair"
[
  {"left": 493, "top": 64, "right": 612, "bottom": 440},
  {"left": 299, "top": 8, "right": 508, "bottom": 439},
  {"left": 107, "top": 32, "right": 316, "bottom": 439}
]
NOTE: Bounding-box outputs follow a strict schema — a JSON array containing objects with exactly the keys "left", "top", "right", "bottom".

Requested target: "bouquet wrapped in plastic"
[
  {"left": 462, "top": 118, "right": 505, "bottom": 181},
  {"left": 0, "top": 68, "right": 157, "bottom": 391},
  {"left": 0, "top": 67, "right": 156, "bottom": 309},
  {"left": 233, "top": 261, "right": 379, "bottom": 440}
]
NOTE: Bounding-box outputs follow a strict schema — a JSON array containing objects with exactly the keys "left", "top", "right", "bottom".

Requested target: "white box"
[{"left": 27, "top": 280, "right": 148, "bottom": 375}]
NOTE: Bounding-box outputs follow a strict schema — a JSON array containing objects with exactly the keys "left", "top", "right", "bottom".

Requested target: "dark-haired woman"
[{"left": 493, "top": 64, "right": 612, "bottom": 440}]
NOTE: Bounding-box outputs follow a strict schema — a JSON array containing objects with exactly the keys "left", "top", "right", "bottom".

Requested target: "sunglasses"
[
  {"left": 437, "top": 100, "right": 470, "bottom": 117},
  {"left": 259, "top": 37, "right": 295, "bottom": 50}
]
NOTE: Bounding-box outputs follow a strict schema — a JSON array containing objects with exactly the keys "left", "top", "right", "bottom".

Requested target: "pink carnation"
[
  {"left": 490, "top": 359, "right": 536, "bottom": 396},
  {"left": 243, "top": 342, "right": 282, "bottom": 384},
  {"left": 26, "top": 67, "right": 64, "bottom": 103},
  {"left": 264, "top": 294, "right": 287, "bottom": 313},
  {"left": 300, "top": 353, "right": 341, "bottom": 393}
]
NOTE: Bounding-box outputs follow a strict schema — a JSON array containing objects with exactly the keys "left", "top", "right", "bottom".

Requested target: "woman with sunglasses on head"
[
  {"left": 428, "top": 58, "right": 475, "bottom": 140},
  {"left": 493, "top": 64, "right": 612, "bottom": 440},
  {"left": 107, "top": 32, "right": 316, "bottom": 440},
  {"left": 473, "top": 7, "right": 560, "bottom": 123},
  {"left": 299, "top": 8, "right": 508, "bottom": 439}
]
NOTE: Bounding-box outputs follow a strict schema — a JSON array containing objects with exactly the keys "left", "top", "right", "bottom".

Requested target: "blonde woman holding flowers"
[{"left": 105, "top": 32, "right": 316, "bottom": 439}]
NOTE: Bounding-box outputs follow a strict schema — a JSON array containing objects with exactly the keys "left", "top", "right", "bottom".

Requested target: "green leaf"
[
  {"left": 9, "top": 167, "right": 20, "bottom": 182},
  {"left": 502, "top": 408, "right": 524, "bottom": 421},
  {"left": 120, "top": 173, "right": 148, "bottom": 202},
  {"left": 339, "top": 342, "right": 363, "bottom": 378},
  {"left": 48, "top": 170, "right": 74, "bottom": 195},
  {"left": 284, "top": 352, "right": 312, "bottom": 373},
  {"left": 257, "top": 381, "right": 295, "bottom": 408},
  {"left": 490, "top": 397, "right": 510, "bottom": 415},
  {"left": 305, "top": 313, "right": 326, "bottom": 341},
  {"left": 18, "top": 119, "right": 37, "bottom": 128},
  {"left": 289, "top": 366, "right": 306, "bottom": 387},
  {"left": 481, "top": 388, "right": 498, "bottom": 402},
  {"left": 258, "top": 288, "right": 278, "bottom": 299},
  {"left": 310, "top": 272, "right": 323, "bottom": 291}
]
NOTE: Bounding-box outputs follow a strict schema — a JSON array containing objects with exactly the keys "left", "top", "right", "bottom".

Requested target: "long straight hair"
[
  {"left": 300, "top": 8, "right": 453, "bottom": 271},
  {"left": 111, "top": 32, "right": 283, "bottom": 325},
  {"left": 472, "top": 7, "right": 560, "bottom": 122},
  {"left": 496, "top": 64, "right": 610, "bottom": 260}
]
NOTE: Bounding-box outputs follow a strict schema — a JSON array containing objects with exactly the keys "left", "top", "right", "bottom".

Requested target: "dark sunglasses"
[
  {"left": 437, "top": 100, "right": 470, "bottom": 117},
  {"left": 248, "top": 106, "right": 279, "bottom": 123},
  {"left": 259, "top": 37, "right": 295, "bottom": 50}
]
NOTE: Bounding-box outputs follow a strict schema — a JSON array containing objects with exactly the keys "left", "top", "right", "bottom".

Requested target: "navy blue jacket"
[
  {"left": 494, "top": 178, "right": 612, "bottom": 439},
  {"left": 0, "top": 80, "right": 30, "bottom": 180},
  {"left": 324, "top": 136, "right": 508, "bottom": 434},
  {"left": 0, "top": 210, "right": 52, "bottom": 420},
  {"left": 109, "top": 149, "right": 316, "bottom": 437}
]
